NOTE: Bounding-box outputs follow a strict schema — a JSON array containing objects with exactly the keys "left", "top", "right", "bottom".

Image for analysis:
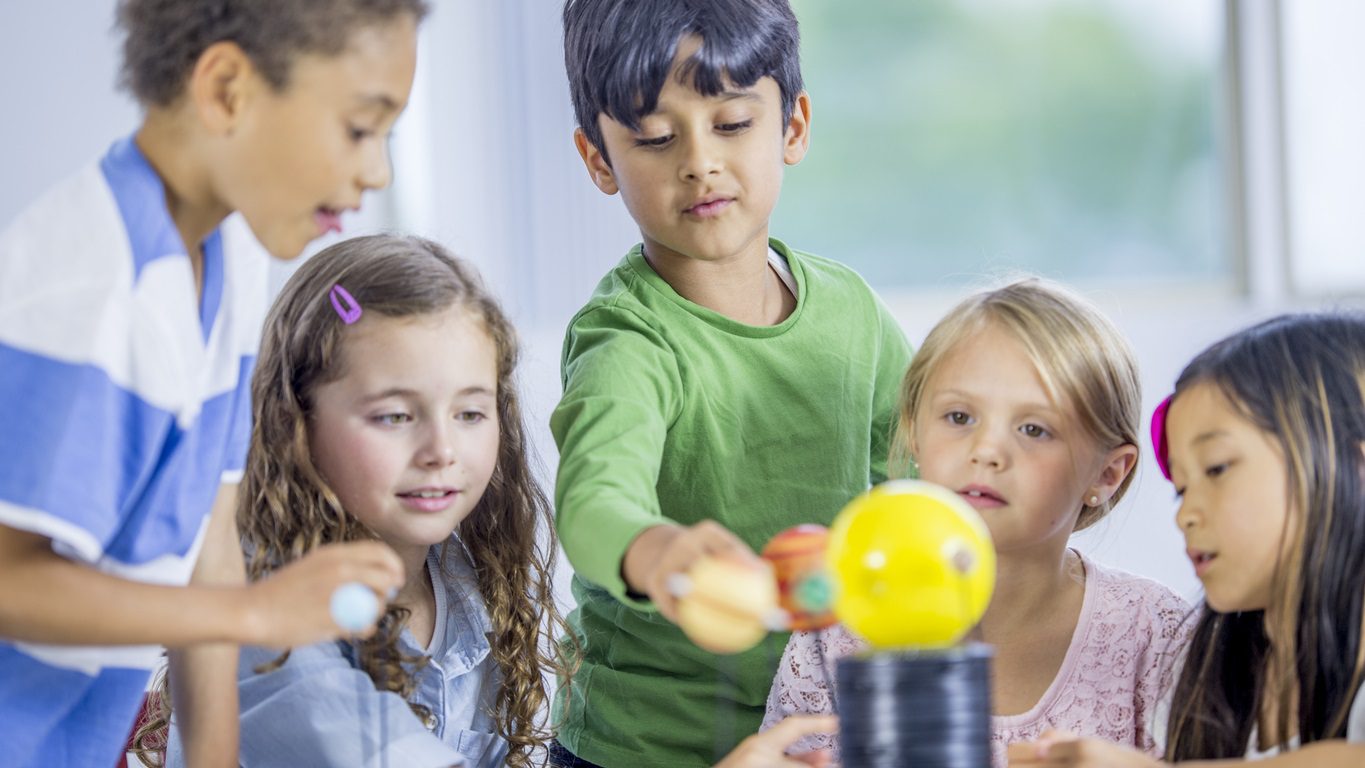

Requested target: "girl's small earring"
[{"left": 1087, "top": 494, "right": 1100, "bottom": 506}]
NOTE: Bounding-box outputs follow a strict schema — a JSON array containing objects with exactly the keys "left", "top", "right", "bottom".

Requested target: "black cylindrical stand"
[{"left": 836, "top": 643, "right": 993, "bottom": 768}]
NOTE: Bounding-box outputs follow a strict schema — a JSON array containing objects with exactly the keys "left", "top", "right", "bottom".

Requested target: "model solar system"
[{"left": 676, "top": 480, "right": 997, "bottom": 767}]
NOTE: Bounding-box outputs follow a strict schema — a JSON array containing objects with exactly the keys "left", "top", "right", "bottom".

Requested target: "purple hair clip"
[
  {"left": 1150, "top": 395, "right": 1173, "bottom": 480},
  {"left": 329, "top": 284, "right": 362, "bottom": 325}
]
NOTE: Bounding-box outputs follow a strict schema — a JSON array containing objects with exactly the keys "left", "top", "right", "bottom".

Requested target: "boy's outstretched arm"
[
  {"left": 168, "top": 483, "right": 245, "bottom": 768},
  {"left": 622, "top": 519, "right": 761, "bottom": 622},
  {"left": 0, "top": 521, "right": 404, "bottom": 649},
  {"left": 553, "top": 306, "right": 774, "bottom": 628}
]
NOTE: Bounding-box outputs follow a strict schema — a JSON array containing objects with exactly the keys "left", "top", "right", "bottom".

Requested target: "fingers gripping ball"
[
  {"left": 826, "top": 480, "right": 995, "bottom": 649},
  {"left": 675, "top": 557, "right": 779, "bottom": 654},
  {"left": 330, "top": 582, "right": 380, "bottom": 633},
  {"left": 761, "top": 524, "right": 836, "bottom": 631}
]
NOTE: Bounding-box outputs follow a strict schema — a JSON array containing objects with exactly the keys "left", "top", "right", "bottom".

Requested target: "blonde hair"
[
  {"left": 136, "top": 235, "right": 575, "bottom": 766},
  {"left": 894, "top": 277, "right": 1141, "bottom": 531}
]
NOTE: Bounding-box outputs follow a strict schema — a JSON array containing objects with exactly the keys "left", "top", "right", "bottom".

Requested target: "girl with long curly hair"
[{"left": 141, "top": 234, "right": 575, "bottom": 767}]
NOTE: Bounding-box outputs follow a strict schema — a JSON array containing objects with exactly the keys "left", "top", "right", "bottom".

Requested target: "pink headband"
[{"left": 1150, "top": 395, "right": 1173, "bottom": 480}]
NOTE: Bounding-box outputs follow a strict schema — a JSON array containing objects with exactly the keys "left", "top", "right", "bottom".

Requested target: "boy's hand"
[
  {"left": 623, "top": 520, "right": 761, "bottom": 622},
  {"left": 240, "top": 541, "right": 404, "bottom": 647},
  {"left": 715, "top": 715, "right": 839, "bottom": 768},
  {"left": 1006, "top": 730, "right": 1161, "bottom": 767}
]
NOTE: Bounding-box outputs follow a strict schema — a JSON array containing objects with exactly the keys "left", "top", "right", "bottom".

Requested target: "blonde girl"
[{"left": 766, "top": 278, "right": 1192, "bottom": 767}]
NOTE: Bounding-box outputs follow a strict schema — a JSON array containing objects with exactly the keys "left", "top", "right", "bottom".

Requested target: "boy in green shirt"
[{"left": 551, "top": 1, "right": 913, "bottom": 765}]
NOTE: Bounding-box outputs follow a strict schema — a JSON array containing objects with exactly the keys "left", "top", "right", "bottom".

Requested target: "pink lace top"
[{"left": 763, "top": 552, "right": 1193, "bottom": 767}]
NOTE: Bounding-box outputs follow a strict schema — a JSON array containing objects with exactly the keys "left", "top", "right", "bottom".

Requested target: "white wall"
[
  {"left": 0, "top": 2, "right": 139, "bottom": 224},
  {"left": 1282, "top": 1, "right": 1365, "bottom": 293}
]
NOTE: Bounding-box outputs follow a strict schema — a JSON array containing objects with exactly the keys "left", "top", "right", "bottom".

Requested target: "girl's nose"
[
  {"left": 417, "top": 424, "right": 456, "bottom": 468},
  {"left": 1174, "top": 500, "right": 1198, "bottom": 530},
  {"left": 968, "top": 431, "right": 1006, "bottom": 469}
]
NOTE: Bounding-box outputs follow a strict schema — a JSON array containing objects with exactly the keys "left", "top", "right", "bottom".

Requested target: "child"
[
  {"left": 149, "top": 234, "right": 571, "bottom": 767},
  {"left": 152, "top": 234, "right": 842, "bottom": 768},
  {"left": 766, "top": 279, "right": 1193, "bottom": 767},
  {"left": 0, "top": 2, "right": 424, "bottom": 766},
  {"left": 552, "top": 0, "right": 912, "bottom": 765},
  {"left": 1009, "top": 312, "right": 1365, "bottom": 766}
]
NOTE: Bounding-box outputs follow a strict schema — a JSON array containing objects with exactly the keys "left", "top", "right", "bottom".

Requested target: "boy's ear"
[
  {"left": 1090, "top": 443, "right": 1139, "bottom": 506},
  {"left": 188, "top": 41, "right": 258, "bottom": 135},
  {"left": 574, "top": 127, "right": 619, "bottom": 195},
  {"left": 783, "top": 91, "right": 812, "bottom": 166}
]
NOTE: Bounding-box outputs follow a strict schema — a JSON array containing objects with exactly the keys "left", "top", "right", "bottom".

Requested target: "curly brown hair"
[
  {"left": 117, "top": 0, "right": 429, "bottom": 106},
  {"left": 135, "top": 235, "right": 576, "bottom": 766}
]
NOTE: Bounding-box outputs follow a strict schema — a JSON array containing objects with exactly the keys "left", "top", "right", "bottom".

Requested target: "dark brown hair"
[
  {"left": 563, "top": 0, "right": 804, "bottom": 163},
  {"left": 1164, "top": 313, "right": 1365, "bottom": 758},
  {"left": 117, "top": 0, "right": 429, "bottom": 106}
]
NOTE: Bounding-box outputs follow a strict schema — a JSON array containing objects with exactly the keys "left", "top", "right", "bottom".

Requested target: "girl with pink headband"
[{"left": 1013, "top": 312, "right": 1365, "bottom": 765}]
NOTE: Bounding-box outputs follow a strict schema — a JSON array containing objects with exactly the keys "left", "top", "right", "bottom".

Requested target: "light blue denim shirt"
[{"left": 167, "top": 539, "right": 506, "bottom": 767}]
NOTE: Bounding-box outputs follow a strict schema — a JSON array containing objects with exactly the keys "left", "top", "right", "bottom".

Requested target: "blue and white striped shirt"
[{"left": 0, "top": 136, "right": 269, "bottom": 768}]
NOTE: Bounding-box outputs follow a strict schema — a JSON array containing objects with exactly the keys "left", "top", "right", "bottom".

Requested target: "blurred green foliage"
[{"left": 776, "top": 0, "right": 1227, "bottom": 287}]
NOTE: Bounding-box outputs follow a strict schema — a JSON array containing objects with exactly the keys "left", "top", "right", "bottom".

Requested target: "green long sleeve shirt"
[{"left": 550, "top": 239, "right": 912, "bottom": 767}]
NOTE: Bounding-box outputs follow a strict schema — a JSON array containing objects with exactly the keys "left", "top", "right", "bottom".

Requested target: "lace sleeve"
[
  {"left": 762, "top": 624, "right": 865, "bottom": 754},
  {"left": 1133, "top": 582, "right": 1196, "bottom": 757}
]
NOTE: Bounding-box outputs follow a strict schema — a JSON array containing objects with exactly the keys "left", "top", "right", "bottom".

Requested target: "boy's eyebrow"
[
  {"left": 715, "top": 89, "right": 762, "bottom": 103},
  {"left": 640, "top": 87, "right": 761, "bottom": 117}
]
